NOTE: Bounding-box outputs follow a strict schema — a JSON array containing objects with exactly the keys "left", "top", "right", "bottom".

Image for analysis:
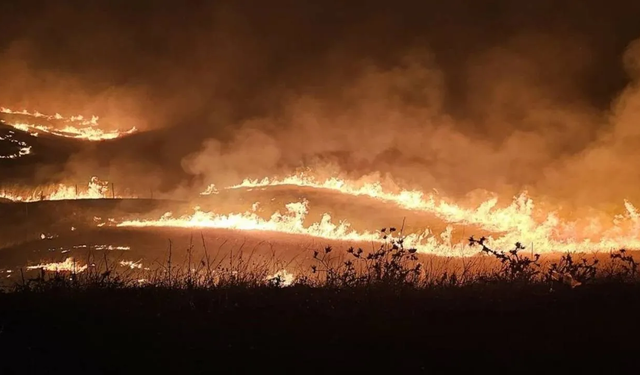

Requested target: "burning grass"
[
  {"left": 4, "top": 170, "right": 640, "bottom": 258},
  {"left": 109, "top": 171, "right": 640, "bottom": 255},
  {"left": 0, "top": 176, "right": 119, "bottom": 202},
  {"left": 0, "top": 107, "right": 137, "bottom": 141}
]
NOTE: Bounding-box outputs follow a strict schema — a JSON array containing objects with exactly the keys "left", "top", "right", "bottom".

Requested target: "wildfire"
[
  {"left": 120, "top": 260, "right": 143, "bottom": 269},
  {"left": 227, "top": 173, "right": 522, "bottom": 231},
  {"left": 222, "top": 173, "right": 608, "bottom": 238},
  {"left": 1, "top": 165, "right": 638, "bottom": 257},
  {"left": 0, "top": 107, "right": 137, "bottom": 141},
  {"left": 113, "top": 199, "right": 479, "bottom": 256},
  {"left": 267, "top": 270, "right": 295, "bottom": 286},
  {"left": 27, "top": 257, "right": 88, "bottom": 273},
  {"left": 0, "top": 130, "right": 32, "bottom": 159},
  {"left": 95, "top": 245, "right": 131, "bottom": 251},
  {"left": 116, "top": 191, "right": 640, "bottom": 256},
  {"left": 0, "top": 176, "right": 111, "bottom": 202},
  {"left": 118, "top": 200, "right": 390, "bottom": 243},
  {"left": 200, "top": 184, "right": 219, "bottom": 195},
  {"left": 121, "top": 172, "right": 630, "bottom": 255}
]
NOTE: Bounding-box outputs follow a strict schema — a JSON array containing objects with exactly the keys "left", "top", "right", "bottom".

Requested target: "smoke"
[
  {"left": 0, "top": 38, "right": 150, "bottom": 132},
  {"left": 180, "top": 32, "right": 607, "bottom": 201},
  {"left": 540, "top": 38, "right": 640, "bottom": 206},
  {"left": 1, "top": 1, "right": 640, "bottom": 206}
]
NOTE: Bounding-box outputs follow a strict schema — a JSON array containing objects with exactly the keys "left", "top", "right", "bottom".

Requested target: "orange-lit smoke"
[{"left": 182, "top": 34, "right": 640, "bottom": 210}]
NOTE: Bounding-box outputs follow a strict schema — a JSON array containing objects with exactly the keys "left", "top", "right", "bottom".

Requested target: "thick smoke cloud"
[
  {"left": 541, "top": 38, "right": 640, "bottom": 206},
  {"left": 1, "top": 1, "right": 640, "bottom": 206}
]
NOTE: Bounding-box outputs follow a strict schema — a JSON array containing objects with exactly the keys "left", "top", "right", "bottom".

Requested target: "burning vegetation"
[
  {"left": 0, "top": 129, "right": 31, "bottom": 159},
  {"left": 0, "top": 176, "right": 112, "bottom": 201},
  {"left": 0, "top": 107, "right": 137, "bottom": 141},
  {"left": 109, "top": 171, "right": 640, "bottom": 256},
  {"left": 3, "top": 169, "right": 640, "bottom": 259}
]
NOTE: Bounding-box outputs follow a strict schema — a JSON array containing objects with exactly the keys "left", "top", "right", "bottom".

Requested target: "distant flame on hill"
[{"left": 0, "top": 107, "right": 137, "bottom": 141}]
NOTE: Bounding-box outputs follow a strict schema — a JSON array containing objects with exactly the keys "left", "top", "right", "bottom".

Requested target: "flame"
[
  {"left": 117, "top": 194, "right": 640, "bottom": 255},
  {"left": 0, "top": 107, "right": 137, "bottom": 141},
  {"left": 0, "top": 130, "right": 32, "bottom": 159},
  {"left": 116, "top": 199, "right": 469, "bottom": 256},
  {"left": 119, "top": 200, "right": 383, "bottom": 241},
  {"left": 0, "top": 165, "right": 637, "bottom": 257},
  {"left": 160, "top": 174, "right": 640, "bottom": 255},
  {"left": 120, "top": 260, "right": 143, "bottom": 269},
  {"left": 27, "top": 257, "right": 88, "bottom": 273},
  {"left": 200, "top": 184, "right": 219, "bottom": 195},
  {"left": 1, "top": 176, "right": 112, "bottom": 202},
  {"left": 228, "top": 172, "right": 517, "bottom": 230},
  {"left": 95, "top": 245, "right": 131, "bottom": 251},
  {"left": 266, "top": 269, "right": 295, "bottom": 286}
]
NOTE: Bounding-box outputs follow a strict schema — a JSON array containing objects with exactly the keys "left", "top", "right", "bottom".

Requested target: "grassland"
[{"left": 1, "top": 234, "right": 639, "bottom": 373}]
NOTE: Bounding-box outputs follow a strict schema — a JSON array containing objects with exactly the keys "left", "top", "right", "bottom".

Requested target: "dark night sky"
[{"left": 1, "top": 1, "right": 640, "bottom": 203}]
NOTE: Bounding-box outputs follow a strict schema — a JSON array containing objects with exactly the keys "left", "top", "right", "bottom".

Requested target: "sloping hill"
[
  {"left": 0, "top": 114, "right": 198, "bottom": 189},
  {"left": 0, "top": 121, "right": 88, "bottom": 183}
]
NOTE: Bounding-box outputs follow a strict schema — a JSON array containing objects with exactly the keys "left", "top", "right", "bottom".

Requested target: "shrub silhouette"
[
  {"left": 545, "top": 253, "right": 598, "bottom": 288},
  {"left": 469, "top": 236, "right": 541, "bottom": 283},
  {"left": 311, "top": 227, "right": 421, "bottom": 287},
  {"left": 609, "top": 249, "right": 639, "bottom": 280}
]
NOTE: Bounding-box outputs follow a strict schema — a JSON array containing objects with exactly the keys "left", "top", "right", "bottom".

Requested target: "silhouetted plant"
[
  {"left": 311, "top": 227, "right": 421, "bottom": 287},
  {"left": 436, "top": 271, "right": 459, "bottom": 287},
  {"left": 311, "top": 245, "right": 353, "bottom": 287},
  {"left": 361, "top": 228, "right": 421, "bottom": 286},
  {"left": 469, "top": 236, "right": 541, "bottom": 283},
  {"left": 545, "top": 253, "right": 598, "bottom": 288},
  {"left": 609, "top": 249, "right": 639, "bottom": 280}
]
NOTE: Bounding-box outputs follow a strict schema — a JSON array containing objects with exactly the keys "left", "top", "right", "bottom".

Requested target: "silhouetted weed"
[
  {"left": 609, "top": 249, "right": 639, "bottom": 280},
  {"left": 311, "top": 227, "right": 421, "bottom": 288},
  {"left": 546, "top": 253, "right": 598, "bottom": 288},
  {"left": 469, "top": 236, "right": 541, "bottom": 283}
]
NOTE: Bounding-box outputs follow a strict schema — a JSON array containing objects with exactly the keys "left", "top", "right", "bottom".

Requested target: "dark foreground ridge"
[{"left": 1, "top": 283, "right": 640, "bottom": 373}]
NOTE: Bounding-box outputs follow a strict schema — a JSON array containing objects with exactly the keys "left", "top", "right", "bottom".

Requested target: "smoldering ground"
[{"left": 1, "top": 0, "right": 640, "bottom": 209}]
